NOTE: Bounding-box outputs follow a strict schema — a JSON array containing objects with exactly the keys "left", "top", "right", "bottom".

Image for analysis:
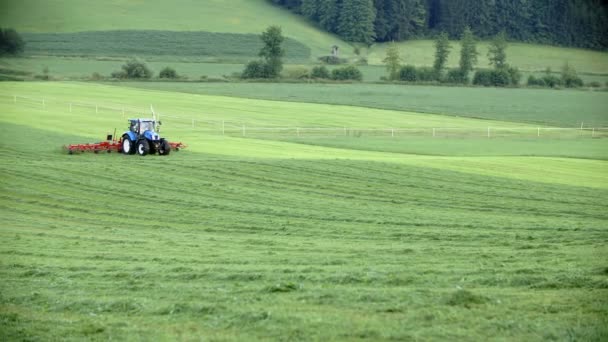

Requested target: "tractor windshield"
[{"left": 140, "top": 121, "right": 155, "bottom": 132}]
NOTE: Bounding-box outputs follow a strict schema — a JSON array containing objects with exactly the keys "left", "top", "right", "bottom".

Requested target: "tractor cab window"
[
  {"left": 130, "top": 121, "right": 139, "bottom": 133},
  {"left": 140, "top": 121, "right": 155, "bottom": 132}
]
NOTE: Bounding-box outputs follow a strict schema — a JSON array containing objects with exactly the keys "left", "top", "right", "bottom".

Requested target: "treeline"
[{"left": 270, "top": 0, "right": 608, "bottom": 50}]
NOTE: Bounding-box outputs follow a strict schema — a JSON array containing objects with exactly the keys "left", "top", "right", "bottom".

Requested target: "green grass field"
[
  {"left": 0, "top": 0, "right": 349, "bottom": 60},
  {"left": 1, "top": 82, "right": 607, "bottom": 340},
  {"left": 117, "top": 82, "right": 608, "bottom": 127}
]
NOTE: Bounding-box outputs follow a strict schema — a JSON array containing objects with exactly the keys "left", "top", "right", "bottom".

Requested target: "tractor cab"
[
  {"left": 129, "top": 119, "right": 159, "bottom": 135},
  {"left": 121, "top": 118, "right": 169, "bottom": 156}
]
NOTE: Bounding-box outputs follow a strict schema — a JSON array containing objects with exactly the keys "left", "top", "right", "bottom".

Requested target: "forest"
[{"left": 270, "top": 0, "right": 608, "bottom": 50}]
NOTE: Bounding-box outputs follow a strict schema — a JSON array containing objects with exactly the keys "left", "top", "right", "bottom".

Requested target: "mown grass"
[
  {"left": 0, "top": 82, "right": 607, "bottom": 340},
  {"left": 0, "top": 0, "right": 349, "bottom": 59},
  {"left": 21, "top": 31, "right": 311, "bottom": 62}
]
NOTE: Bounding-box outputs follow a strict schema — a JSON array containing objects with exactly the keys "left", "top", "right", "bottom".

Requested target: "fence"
[{"left": 5, "top": 94, "right": 608, "bottom": 139}]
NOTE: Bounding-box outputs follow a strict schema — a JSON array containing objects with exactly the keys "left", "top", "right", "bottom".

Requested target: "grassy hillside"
[
  {"left": 117, "top": 82, "right": 608, "bottom": 127},
  {"left": 1, "top": 82, "right": 607, "bottom": 340},
  {"left": 2, "top": 0, "right": 608, "bottom": 75},
  {"left": 0, "top": 0, "right": 350, "bottom": 59},
  {"left": 366, "top": 40, "right": 608, "bottom": 75},
  {"left": 21, "top": 31, "right": 312, "bottom": 62}
]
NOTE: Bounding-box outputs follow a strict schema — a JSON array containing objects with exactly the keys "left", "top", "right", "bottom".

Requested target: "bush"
[
  {"left": 311, "top": 66, "right": 330, "bottom": 79},
  {"left": 282, "top": 66, "right": 310, "bottom": 79},
  {"left": 587, "top": 81, "right": 601, "bottom": 88},
  {"left": 114, "top": 58, "right": 153, "bottom": 79},
  {"left": 561, "top": 63, "right": 583, "bottom": 88},
  {"left": 444, "top": 68, "right": 468, "bottom": 84},
  {"left": 242, "top": 60, "right": 268, "bottom": 79},
  {"left": 473, "top": 69, "right": 493, "bottom": 86},
  {"left": 473, "top": 68, "right": 511, "bottom": 87},
  {"left": 542, "top": 74, "right": 562, "bottom": 88},
  {"left": 507, "top": 66, "right": 521, "bottom": 86},
  {"left": 527, "top": 75, "right": 546, "bottom": 87},
  {"left": 90, "top": 72, "right": 103, "bottom": 81},
  {"left": 330, "top": 65, "right": 362, "bottom": 81},
  {"left": 399, "top": 65, "right": 417, "bottom": 82},
  {"left": 111, "top": 70, "right": 127, "bottom": 79},
  {"left": 416, "top": 67, "right": 438, "bottom": 82},
  {"left": 159, "top": 66, "right": 178, "bottom": 79},
  {"left": 0, "top": 28, "right": 25, "bottom": 56},
  {"left": 318, "top": 55, "right": 348, "bottom": 65}
]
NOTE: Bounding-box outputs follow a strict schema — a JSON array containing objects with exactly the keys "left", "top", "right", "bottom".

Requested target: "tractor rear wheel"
[
  {"left": 158, "top": 139, "right": 171, "bottom": 156},
  {"left": 122, "top": 135, "right": 135, "bottom": 155},
  {"left": 137, "top": 140, "right": 150, "bottom": 156}
]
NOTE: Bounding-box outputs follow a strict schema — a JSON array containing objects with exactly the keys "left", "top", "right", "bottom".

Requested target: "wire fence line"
[{"left": 5, "top": 94, "right": 608, "bottom": 139}]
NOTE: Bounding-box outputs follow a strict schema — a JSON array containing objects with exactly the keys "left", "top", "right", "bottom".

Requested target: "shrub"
[
  {"left": 90, "top": 72, "right": 103, "bottom": 81},
  {"left": 507, "top": 66, "right": 521, "bottom": 86},
  {"left": 398, "top": 65, "right": 417, "bottom": 82},
  {"left": 111, "top": 70, "right": 127, "bottom": 79},
  {"left": 331, "top": 65, "right": 362, "bottom": 81},
  {"left": 318, "top": 55, "right": 348, "bottom": 65},
  {"left": 527, "top": 75, "right": 546, "bottom": 87},
  {"left": 587, "top": 81, "right": 601, "bottom": 88},
  {"left": 114, "top": 58, "right": 153, "bottom": 79},
  {"left": 473, "top": 68, "right": 511, "bottom": 87},
  {"left": 561, "top": 62, "right": 583, "bottom": 88},
  {"left": 311, "top": 66, "right": 330, "bottom": 79},
  {"left": 0, "top": 28, "right": 25, "bottom": 56},
  {"left": 444, "top": 68, "right": 468, "bottom": 84},
  {"left": 542, "top": 74, "right": 562, "bottom": 88},
  {"left": 282, "top": 66, "right": 310, "bottom": 79},
  {"left": 159, "top": 66, "right": 178, "bottom": 79},
  {"left": 416, "top": 67, "right": 438, "bottom": 82},
  {"left": 242, "top": 60, "right": 268, "bottom": 79},
  {"left": 473, "top": 69, "right": 493, "bottom": 86}
]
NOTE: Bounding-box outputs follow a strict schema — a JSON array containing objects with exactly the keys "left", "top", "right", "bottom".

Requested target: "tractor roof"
[{"left": 128, "top": 118, "right": 155, "bottom": 122}]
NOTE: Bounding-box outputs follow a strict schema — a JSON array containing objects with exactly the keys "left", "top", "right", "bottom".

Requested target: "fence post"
[
  {"left": 537, "top": 127, "right": 540, "bottom": 137},
  {"left": 344, "top": 127, "right": 347, "bottom": 136},
  {"left": 433, "top": 128, "right": 436, "bottom": 137},
  {"left": 13, "top": 95, "right": 16, "bottom": 103},
  {"left": 297, "top": 127, "right": 300, "bottom": 137},
  {"left": 391, "top": 128, "right": 394, "bottom": 138},
  {"left": 42, "top": 98, "right": 45, "bottom": 109},
  {"left": 242, "top": 125, "right": 246, "bottom": 137},
  {"left": 487, "top": 126, "right": 491, "bottom": 138},
  {"left": 592, "top": 127, "right": 595, "bottom": 138}
]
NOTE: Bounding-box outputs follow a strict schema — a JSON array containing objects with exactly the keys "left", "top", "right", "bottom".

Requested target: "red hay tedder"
[{"left": 64, "top": 118, "right": 186, "bottom": 156}]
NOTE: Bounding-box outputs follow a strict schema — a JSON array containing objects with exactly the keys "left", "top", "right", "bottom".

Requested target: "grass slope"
[
  {"left": 21, "top": 31, "right": 311, "bottom": 62},
  {"left": 366, "top": 40, "right": 608, "bottom": 75},
  {"left": 1, "top": 83, "right": 607, "bottom": 340},
  {"left": 0, "top": 0, "right": 349, "bottom": 59},
  {"left": 117, "top": 82, "right": 608, "bottom": 127}
]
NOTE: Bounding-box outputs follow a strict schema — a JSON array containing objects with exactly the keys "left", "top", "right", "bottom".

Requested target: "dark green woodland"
[{"left": 270, "top": 0, "right": 608, "bottom": 49}]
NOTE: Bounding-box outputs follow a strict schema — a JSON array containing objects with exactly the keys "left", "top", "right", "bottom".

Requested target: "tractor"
[{"left": 121, "top": 118, "right": 172, "bottom": 156}]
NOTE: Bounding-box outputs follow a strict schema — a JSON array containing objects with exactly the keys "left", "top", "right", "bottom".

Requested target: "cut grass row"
[
  {"left": 21, "top": 31, "right": 311, "bottom": 62},
  {"left": 1, "top": 121, "right": 607, "bottom": 340}
]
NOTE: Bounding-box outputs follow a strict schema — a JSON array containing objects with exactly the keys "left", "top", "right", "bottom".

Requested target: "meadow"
[
  {"left": 0, "top": 82, "right": 607, "bottom": 340},
  {"left": 118, "top": 82, "right": 608, "bottom": 127},
  {"left": 21, "top": 31, "right": 311, "bottom": 63}
]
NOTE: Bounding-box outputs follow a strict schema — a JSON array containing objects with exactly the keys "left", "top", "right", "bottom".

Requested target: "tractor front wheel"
[
  {"left": 158, "top": 139, "right": 171, "bottom": 156},
  {"left": 122, "top": 136, "right": 135, "bottom": 155},
  {"left": 137, "top": 140, "right": 150, "bottom": 156}
]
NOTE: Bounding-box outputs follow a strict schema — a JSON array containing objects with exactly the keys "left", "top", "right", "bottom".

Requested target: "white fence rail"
[{"left": 6, "top": 94, "right": 608, "bottom": 139}]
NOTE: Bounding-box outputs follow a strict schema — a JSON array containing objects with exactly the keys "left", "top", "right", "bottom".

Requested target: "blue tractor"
[{"left": 121, "top": 118, "right": 171, "bottom": 156}]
